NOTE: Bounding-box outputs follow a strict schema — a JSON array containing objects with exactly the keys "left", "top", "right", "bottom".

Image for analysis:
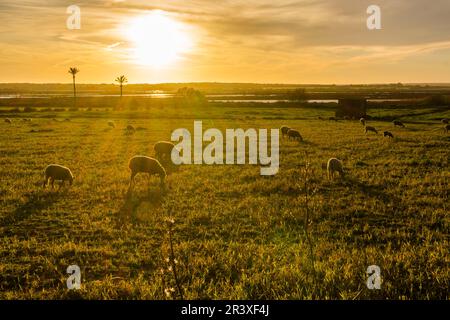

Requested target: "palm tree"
[
  {"left": 68, "top": 67, "right": 79, "bottom": 100},
  {"left": 115, "top": 75, "right": 128, "bottom": 97}
]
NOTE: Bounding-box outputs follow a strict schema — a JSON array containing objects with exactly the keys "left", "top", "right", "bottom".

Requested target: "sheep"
[
  {"left": 365, "top": 126, "right": 378, "bottom": 134},
  {"left": 108, "top": 121, "right": 115, "bottom": 128},
  {"left": 360, "top": 118, "right": 366, "bottom": 126},
  {"left": 64, "top": 118, "right": 71, "bottom": 122},
  {"left": 280, "top": 126, "right": 291, "bottom": 138},
  {"left": 5, "top": 118, "right": 12, "bottom": 124},
  {"left": 393, "top": 120, "right": 405, "bottom": 128},
  {"left": 442, "top": 118, "right": 449, "bottom": 124},
  {"left": 154, "top": 141, "right": 175, "bottom": 161},
  {"left": 327, "top": 158, "right": 344, "bottom": 180},
  {"left": 128, "top": 155, "right": 166, "bottom": 192},
  {"left": 126, "top": 124, "right": 135, "bottom": 131},
  {"left": 443, "top": 123, "right": 449, "bottom": 132},
  {"left": 383, "top": 131, "right": 394, "bottom": 139},
  {"left": 328, "top": 116, "right": 337, "bottom": 121},
  {"left": 318, "top": 116, "right": 324, "bottom": 120},
  {"left": 287, "top": 129, "right": 303, "bottom": 141},
  {"left": 43, "top": 164, "right": 74, "bottom": 188}
]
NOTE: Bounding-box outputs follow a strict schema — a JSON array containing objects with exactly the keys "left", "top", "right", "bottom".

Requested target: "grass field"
[{"left": 0, "top": 102, "right": 449, "bottom": 299}]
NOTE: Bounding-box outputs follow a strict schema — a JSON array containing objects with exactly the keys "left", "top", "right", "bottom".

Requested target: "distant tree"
[
  {"left": 115, "top": 75, "right": 128, "bottom": 97},
  {"left": 175, "top": 87, "right": 206, "bottom": 104},
  {"left": 68, "top": 67, "right": 79, "bottom": 100},
  {"left": 287, "top": 88, "right": 307, "bottom": 101}
]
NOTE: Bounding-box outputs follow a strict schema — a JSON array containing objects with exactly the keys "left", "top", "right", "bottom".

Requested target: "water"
[{"left": 0, "top": 93, "right": 412, "bottom": 104}]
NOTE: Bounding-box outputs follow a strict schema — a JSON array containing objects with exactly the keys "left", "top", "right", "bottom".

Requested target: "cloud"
[{"left": 1, "top": 0, "right": 450, "bottom": 83}]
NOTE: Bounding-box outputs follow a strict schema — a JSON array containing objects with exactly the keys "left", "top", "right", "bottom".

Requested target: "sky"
[{"left": 0, "top": 0, "right": 450, "bottom": 84}]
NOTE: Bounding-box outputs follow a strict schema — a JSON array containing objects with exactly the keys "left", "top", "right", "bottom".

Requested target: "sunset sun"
[{"left": 124, "top": 11, "right": 192, "bottom": 68}]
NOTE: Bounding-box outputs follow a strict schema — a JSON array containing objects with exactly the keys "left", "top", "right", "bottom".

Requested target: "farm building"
[{"left": 335, "top": 99, "right": 367, "bottom": 119}]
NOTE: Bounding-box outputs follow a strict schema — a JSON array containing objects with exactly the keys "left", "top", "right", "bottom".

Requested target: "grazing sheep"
[
  {"left": 360, "top": 118, "right": 366, "bottom": 126},
  {"left": 383, "top": 131, "right": 394, "bottom": 139},
  {"left": 287, "top": 129, "right": 303, "bottom": 141},
  {"left": 43, "top": 164, "right": 74, "bottom": 188},
  {"left": 318, "top": 116, "right": 324, "bottom": 120},
  {"left": 445, "top": 124, "right": 450, "bottom": 133},
  {"left": 329, "top": 117, "right": 337, "bottom": 121},
  {"left": 343, "top": 116, "right": 350, "bottom": 120},
  {"left": 280, "top": 126, "right": 291, "bottom": 138},
  {"left": 64, "top": 118, "right": 71, "bottom": 122},
  {"left": 393, "top": 120, "right": 405, "bottom": 128},
  {"left": 442, "top": 118, "right": 449, "bottom": 124},
  {"left": 365, "top": 126, "right": 378, "bottom": 134},
  {"left": 108, "top": 121, "right": 115, "bottom": 128},
  {"left": 129, "top": 156, "right": 166, "bottom": 191},
  {"left": 327, "top": 158, "right": 344, "bottom": 180},
  {"left": 126, "top": 124, "right": 135, "bottom": 131},
  {"left": 154, "top": 141, "right": 175, "bottom": 161},
  {"left": 5, "top": 118, "right": 12, "bottom": 124}
]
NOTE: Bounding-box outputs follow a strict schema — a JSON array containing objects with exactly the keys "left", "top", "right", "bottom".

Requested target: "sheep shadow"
[
  {"left": 116, "top": 186, "right": 166, "bottom": 224},
  {"left": 1, "top": 191, "right": 59, "bottom": 226},
  {"left": 341, "top": 176, "right": 401, "bottom": 204}
]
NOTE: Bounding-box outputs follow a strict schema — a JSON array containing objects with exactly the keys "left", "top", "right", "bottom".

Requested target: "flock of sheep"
[
  {"left": 3, "top": 115, "right": 450, "bottom": 191},
  {"left": 282, "top": 116, "right": 449, "bottom": 180},
  {"left": 43, "top": 139, "right": 175, "bottom": 192},
  {"left": 280, "top": 125, "right": 344, "bottom": 179}
]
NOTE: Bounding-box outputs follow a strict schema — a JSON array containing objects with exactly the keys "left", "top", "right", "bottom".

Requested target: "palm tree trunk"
[
  {"left": 72, "top": 75, "right": 76, "bottom": 100},
  {"left": 120, "top": 84, "right": 123, "bottom": 97}
]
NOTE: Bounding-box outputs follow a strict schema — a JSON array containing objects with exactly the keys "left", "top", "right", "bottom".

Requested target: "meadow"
[{"left": 0, "top": 100, "right": 449, "bottom": 299}]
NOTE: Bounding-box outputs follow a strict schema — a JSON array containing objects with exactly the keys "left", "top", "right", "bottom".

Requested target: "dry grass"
[{"left": 0, "top": 104, "right": 448, "bottom": 299}]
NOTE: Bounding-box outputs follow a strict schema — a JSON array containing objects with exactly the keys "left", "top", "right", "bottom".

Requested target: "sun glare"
[{"left": 125, "top": 11, "right": 192, "bottom": 68}]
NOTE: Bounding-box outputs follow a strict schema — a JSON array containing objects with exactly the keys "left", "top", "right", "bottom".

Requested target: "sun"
[{"left": 124, "top": 11, "right": 192, "bottom": 68}]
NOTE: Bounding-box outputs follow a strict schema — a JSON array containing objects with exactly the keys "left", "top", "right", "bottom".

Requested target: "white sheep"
[
  {"left": 5, "top": 118, "right": 12, "bottom": 124},
  {"left": 128, "top": 155, "right": 166, "bottom": 191},
  {"left": 327, "top": 158, "right": 344, "bottom": 180},
  {"left": 360, "top": 118, "right": 366, "bottom": 126},
  {"left": 154, "top": 141, "right": 175, "bottom": 161},
  {"left": 441, "top": 118, "right": 449, "bottom": 124},
  {"left": 280, "top": 126, "right": 291, "bottom": 138},
  {"left": 287, "top": 129, "right": 303, "bottom": 141},
  {"left": 126, "top": 124, "right": 135, "bottom": 131},
  {"left": 365, "top": 126, "right": 378, "bottom": 134},
  {"left": 108, "top": 121, "right": 115, "bottom": 128},
  {"left": 43, "top": 164, "right": 74, "bottom": 188}
]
